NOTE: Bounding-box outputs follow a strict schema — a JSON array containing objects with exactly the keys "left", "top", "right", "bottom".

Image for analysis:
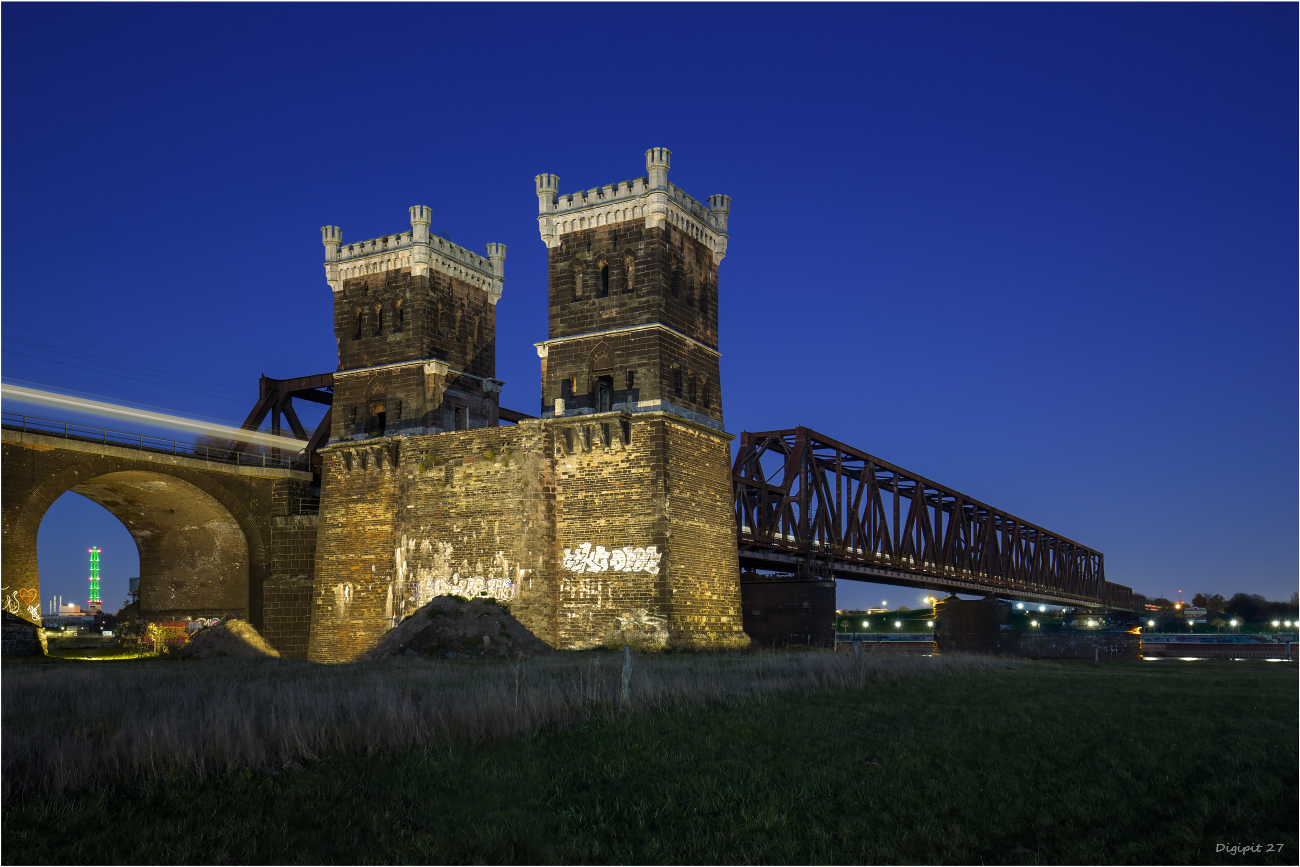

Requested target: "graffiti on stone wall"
[
  {"left": 333, "top": 582, "right": 354, "bottom": 617},
  {"left": 392, "top": 535, "right": 518, "bottom": 628},
  {"left": 562, "top": 543, "right": 663, "bottom": 575},
  {"left": 0, "top": 590, "right": 38, "bottom": 623}
]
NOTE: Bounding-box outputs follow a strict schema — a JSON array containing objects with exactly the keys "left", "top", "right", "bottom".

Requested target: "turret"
[
  {"left": 707, "top": 194, "right": 731, "bottom": 233},
  {"left": 321, "top": 225, "right": 342, "bottom": 260},
  {"left": 535, "top": 174, "right": 561, "bottom": 248},
  {"left": 409, "top": 205, "right": 432, "bottom": 244},
  {"left": 486, "top": 242, "right": 507, "bottom": 304},
  {"left": 321, "top": 226, "right": 342, "bottom": 293},
  {"left": 409, "top": 205, "right": 433, "bottom": 277},
  {"left": 535, "top": 174, "right": 560, "bottom": 214},
  {"left": 645, "top": 148, "right": 672, "bottom": 190}
]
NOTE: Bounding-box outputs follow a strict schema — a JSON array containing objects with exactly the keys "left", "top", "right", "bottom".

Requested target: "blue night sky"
[{"left": 3, "top": 3, "right": 1295, "bottom": 614}]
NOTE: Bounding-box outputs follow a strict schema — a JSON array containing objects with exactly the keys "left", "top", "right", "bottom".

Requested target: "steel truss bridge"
[{"left": 732, "top": 427, "right": 1143, "bottom": 611}]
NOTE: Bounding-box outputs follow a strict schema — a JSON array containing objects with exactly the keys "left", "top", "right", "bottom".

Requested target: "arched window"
[
  {"left": 599, "top": 264, "right": 609, "bottom": 298},
  {"left": 373, "top": 306, "right": 383, "bottom": 336}
]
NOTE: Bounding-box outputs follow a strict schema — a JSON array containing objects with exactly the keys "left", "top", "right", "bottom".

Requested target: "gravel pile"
[
  {"left": 367, "top": 596, "right": 552, "bottom": 659},
  {"left": 175, "top": 618, "right": 281, "bottom": 659}
]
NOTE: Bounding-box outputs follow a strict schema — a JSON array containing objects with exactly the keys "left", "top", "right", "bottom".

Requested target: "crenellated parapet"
[
  {"left": 534, "top": 148, "right": 730, "bottom": 261},
  {"left": 322, "top": 208, "right": 506, "bottom": 304}
]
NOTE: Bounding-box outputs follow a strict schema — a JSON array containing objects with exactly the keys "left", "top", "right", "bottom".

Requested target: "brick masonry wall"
[
  {"left": 307, "top": 441, "right": 402, "bottom": 663},
  {"left": 662, "top": 422, "right": 745, "bottom": 643},
  {"left": 332, "top": 268, "right": 497, "bottom": 441},
  {"left": 740, "top": 575, "right": 837, "bottom": 647},
  {"left": 542, "top": 331, "right": 722, "bottom": 424},
  {"left": 305, "top": 413, "right": 748, "bottom": 662},
  {"left": 1, "top": 432, "right": 308, "bottom": 631},
  {"left": 263, "top": 513, "right": 318, "bottom": 658},
  {"left": 543, "top": 220, "right": 722, "bottom": 422}
]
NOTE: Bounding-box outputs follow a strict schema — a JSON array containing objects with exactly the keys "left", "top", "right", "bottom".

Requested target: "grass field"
[{"left": 3, "top": 655, "right": 1295, "bottom": 865}]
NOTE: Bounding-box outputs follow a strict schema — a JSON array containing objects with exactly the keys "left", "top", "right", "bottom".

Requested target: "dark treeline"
[{"left": 1146, "top": 591, "right": 1298, "bottom": 625}]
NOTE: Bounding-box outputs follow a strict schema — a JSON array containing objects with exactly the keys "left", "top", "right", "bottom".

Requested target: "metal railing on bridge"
[
  {"left": 2, "top": 412, "right": 311, "bottom": 471},
  {"left": 733, "top": 427, "right": 1143, "bottom": 611}
]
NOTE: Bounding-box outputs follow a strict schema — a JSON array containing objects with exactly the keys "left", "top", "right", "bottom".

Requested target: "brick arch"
[
  {"left": 588, "top": 342, "right": 615, "bottom": 376},
  {"left": 1, "top": 437, "right": 281, "bottom": 629}
]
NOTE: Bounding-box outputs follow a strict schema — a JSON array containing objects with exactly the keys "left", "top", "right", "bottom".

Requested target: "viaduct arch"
[{"left": 2, "top": 430, "right": 314, "bottom": 636}]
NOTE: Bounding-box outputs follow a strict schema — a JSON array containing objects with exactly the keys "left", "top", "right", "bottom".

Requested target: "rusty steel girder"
[{"left": 733, "top": 427, "right": 1143, "bottom": 611}]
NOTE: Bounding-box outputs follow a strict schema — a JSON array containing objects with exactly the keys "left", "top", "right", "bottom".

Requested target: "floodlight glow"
[
  {"left": 1230, "top": 620, "right": 1237, "bottom": 627},
  {"left": 1031, "top": 620, "right": 1038, "bottom": 627},
  {"left": 1272, "top": 621, "right": 1280, "bottom": 627},
  {"left": 927, "top": 621, "right": 934, "bottom": 627},
  {"left": 1016, "top": 603, "right": 1024, "bottom": 609},
  {"left": 894, "top": 621, "right": 901, "bottom": 628},
  {"left": 1039, "top": 605, "right": 1046, "bottom": 612}
]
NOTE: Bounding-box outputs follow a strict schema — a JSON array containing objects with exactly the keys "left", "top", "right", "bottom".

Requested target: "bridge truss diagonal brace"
[{"left": 732, "top": 426, "right": 1140, "bottom": 611}]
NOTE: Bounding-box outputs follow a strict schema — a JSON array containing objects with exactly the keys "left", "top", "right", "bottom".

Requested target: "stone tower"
[
  {"left": 304, "top": 153, "right": 747, "bottom": 663},
  {"left": 534, "top": 148, "right": 730, "bottom": 428},
  {"left": 321, "top": 209, "right": 506, "bottom": 440},
  {"left": 532, "top": 149, "right": 747, "bottom": 649}
]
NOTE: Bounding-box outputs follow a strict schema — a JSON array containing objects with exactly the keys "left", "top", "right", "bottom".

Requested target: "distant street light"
[
  {"left": 1148, "top": 620, "right": 1155, "bottom": 627},
  {"left": 1272, "top": 621, "right": 1280, "bottom": 628},
  {"left": 894, "top": 621, "right": 901, "bottom": 628},
  {"left": 1031, "top": 620, "right": 1038, "bottom": 628},
  {"left": 927, "top": 621, "right": 934, "bottom": 627}
]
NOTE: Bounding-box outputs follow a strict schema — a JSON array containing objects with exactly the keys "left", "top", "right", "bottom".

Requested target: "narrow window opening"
[
  {"left": 687, "top": 277, "right": 694, "bottom": 304},
  {"left": 599, "top": 265, "right": 609, "bottom": 298},
  {"left": 582, "top": 426, "right": 592, "bottom": 451},
  {"left": 373, "top": 306, "right": 383, "bottom": 336},
  {"left": 353, "top": 311, "right": 363, "bottom": 340},
  {"left": 700, "top": 285, "right": 708, "bottom": 315},
  {"left": 395, "top": 302, "right": 405, "bottom": 333},
  {"left": 563, "top": 427, "right": 573, "bottom": 453},
  {"left": 625, "top": 369, "right": 636, "bottom": 391},
  {"left": 673, "top": 368, "right": 683, "bottom": 398},
  {"left": 454, "top": 406, "right": 468, "bottom": 431},
  {"left": 596, "top": 375, "right": 613, "bottom": 413},
  {"left": 601, "top": 423, "right": 611, "bottom": 448},
  {"left": 702, "top": 380, "right": 712, "bottom": 408},
  {"left": 688, "top": 378, "right": 697, "bottom": 404},
  {"left": 620, "top": 419, "right": 631, "bottom": 445},
  {"left": 367, "top": 401, "right": 387, "bottom": 436}
]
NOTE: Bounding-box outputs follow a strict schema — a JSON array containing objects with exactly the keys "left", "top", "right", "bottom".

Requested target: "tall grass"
[{"left": 2, "top": 650, "right": 1012, "bottom": 799}]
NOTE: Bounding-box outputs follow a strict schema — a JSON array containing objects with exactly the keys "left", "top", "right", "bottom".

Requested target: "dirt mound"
[
  {"left": 175, "top": 618, "right": 280, "bottom": 659},
  {"left": 368, "top": 596, "right": 553, "bottom": 659}
]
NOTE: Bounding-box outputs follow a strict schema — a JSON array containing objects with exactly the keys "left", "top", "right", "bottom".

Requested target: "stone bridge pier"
[{"left": 1, "top": 430, "right": 316, "bottom": 652}]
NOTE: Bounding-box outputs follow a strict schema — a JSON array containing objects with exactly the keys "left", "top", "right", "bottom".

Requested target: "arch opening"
[{"left": 59, "top": 471, "right": 251, "bottom": 623}]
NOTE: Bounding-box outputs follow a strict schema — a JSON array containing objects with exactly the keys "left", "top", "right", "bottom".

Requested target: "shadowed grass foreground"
[
  {"left": 3, "top": 657, "right": 1295, "bottom": 865},
  {"left": 2, "top": 648, "right": 1005, "bottom": 798}
]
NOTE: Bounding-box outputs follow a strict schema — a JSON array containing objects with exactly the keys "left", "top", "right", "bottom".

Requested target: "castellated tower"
[
  {"left": 531, "top": 149, "right": 747, "bottom": 651},
  {"left": 307, "top": 154, "right": 746, "bottom": 663},
  {"left": 321, "top": 208, "right": 506, "bottom": 439}
]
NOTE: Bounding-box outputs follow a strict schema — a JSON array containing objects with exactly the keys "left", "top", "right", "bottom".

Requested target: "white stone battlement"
[
  {"left": 322, "top": 207, "right": 506, "bottom": 304},
  {"left": 534, "top": 149, "right": 730, "bottom": 262}
]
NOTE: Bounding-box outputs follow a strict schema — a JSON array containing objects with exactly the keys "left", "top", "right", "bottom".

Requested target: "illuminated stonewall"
[{"left": 307, "top": 149, "right": 749, "bottom": 662}]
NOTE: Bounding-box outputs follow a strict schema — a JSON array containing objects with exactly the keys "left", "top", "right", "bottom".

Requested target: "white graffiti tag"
[{"left": 562, "top": 544, "right": 662, "bottom": 575}]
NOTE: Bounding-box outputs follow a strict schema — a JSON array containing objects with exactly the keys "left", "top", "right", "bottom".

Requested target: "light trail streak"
[{"left": 1, "top": 383, "right": 307, "bottom": 450}]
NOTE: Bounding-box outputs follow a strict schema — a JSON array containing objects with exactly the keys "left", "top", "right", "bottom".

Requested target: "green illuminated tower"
[{"left": 88, "top": 546, "right": 102, "bottom": 613}]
